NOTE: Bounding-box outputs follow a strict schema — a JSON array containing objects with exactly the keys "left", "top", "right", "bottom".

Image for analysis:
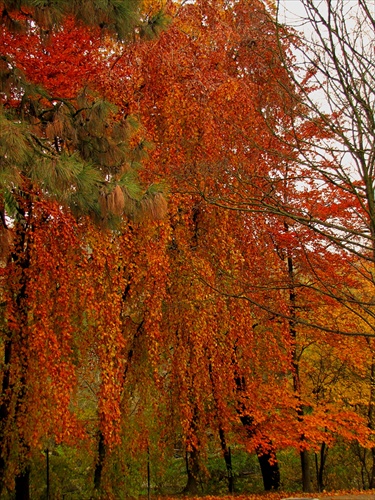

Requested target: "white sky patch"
[{"left": 278, "top": 0, "right": 375, "bottom": 27}]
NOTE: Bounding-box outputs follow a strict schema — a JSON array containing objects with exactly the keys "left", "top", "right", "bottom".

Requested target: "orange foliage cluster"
[{"left": 0, "top": 17, "right": 102, "bottom": 99}]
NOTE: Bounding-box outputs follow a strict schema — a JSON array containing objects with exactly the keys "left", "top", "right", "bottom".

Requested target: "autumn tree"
[
  {"left": 0, "top": 2, "right": 169, "bottom": 497},
  {"left": 93, "top": 0, "right": 311, "bottom": 491},
  {"left": 0, "top": 200, "right": 95, "bottom": 495},
  {"left": 94, "top": 0, "right": 375, "bottom": 492},
  {"left": 272, "top": 0, "right": 375, "bottom": 486},
  {"left": 243, "top": 0, "right": 375, "bottom": 333},
  {"left": 171, "top": 0, "right": 375, "bottom": 488}
]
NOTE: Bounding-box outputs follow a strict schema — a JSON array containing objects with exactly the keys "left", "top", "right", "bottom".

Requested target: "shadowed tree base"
[{"left": 15, "top": 468, "right": 30, "bottom": 500}]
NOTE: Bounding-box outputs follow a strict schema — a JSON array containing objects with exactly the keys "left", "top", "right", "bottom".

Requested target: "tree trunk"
[
  {"left": 147, "top": 445, "right": 151, "bottom": 500},
  {"left": 315, "top": 442, "right": 327, "bottom": 492},
  {"left": 234, "top": 370, "right": 280, "bottom": 491},
  {"left": 219, "top": 428, "right": 234, "bottom": 493},
  {"left": 238, "top": 413, "right": 280, "bottom": 490},
  {"left": 0, "top": 205, "right": 32, "bottom": 496},
  {"left": 300, "top": 449, "right": 312, "bottom": 492},
  {"left": 287, "top": 253, "right": 312, "bottom": 493},
  {"left": 255, "top": 443, "right": 280, "bottom": 491},
  {"left": 46, "top": 449, "right": 50, "bottom": 500},
  {"left": 0, "top": 339, "right": 12, "bottom": 495},
  {"left": 369, "top": 447, "right": 375, "bottom": 489},
  {"left": 15, "top": 466, "right": 30, "bottom": 500},
  {"left": 182, "top": 401, "right": 201, "bottom": 495},
  {"left": 208, "top": 358, "right": 235, "bottom": 494},
  {"left": 183, "top": 448, "right": 200, "bottom": 495},
  {"left": 94, "top": 431, "right": 106, "bottom": 492}
]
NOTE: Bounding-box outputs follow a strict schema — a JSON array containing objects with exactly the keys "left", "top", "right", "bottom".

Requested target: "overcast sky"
[
  {"left": 277, "top": 0, "right": 308, "bottom": 25},
  {"left": 278, "top": 0, "right": 375, "bottom": 27}
]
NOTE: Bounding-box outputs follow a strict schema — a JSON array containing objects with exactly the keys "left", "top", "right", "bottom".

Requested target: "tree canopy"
[{"left": 1, "top": 0, "right": 374, "bottom": 497}]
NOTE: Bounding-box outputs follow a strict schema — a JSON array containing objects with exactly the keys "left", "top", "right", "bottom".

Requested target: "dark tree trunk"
[
  {"left": 351, "top": 443, "right": 367, "bottom": 489},
  {"left": 183, "top": 449, "right": 200, "bottom": 495},
  {"left": 0, "top": 204, "right": 33, "bottom": 497},
  {"left": 255, "top": 443, "right": 280, "bottom": 491},
  {"left": 147, "top": 446, "right": 151, "bottom": 500},
  {"left": 219, "top": 428, "right": 234, "bottom": 493},
  {"left": 287, "top": 253, "right": 312, "bottom": 493},
  {"left": 0, "top": 339, "right": 12, "bottom": 495},
  {"left": 315, "top": 442, "right": 327, "bottom": 492},
  {"left": 234, "top": 368, "right": 280, "bottom": 491},
  {"left": 369, "top": 447, "right": 375, "bottom": 489},
  {"left": 238, "top": 412, "right": 280, "bottom": 490},
  {"left": 207, "top": 358, "right": 235, "bottom": 494},
  {"left": 15, "top": 466, "right": 30, "bottom": 500},
  {"left": 181, "top": 392, "right": 201, "bottom": 494},
  {"left": 94, "top": 431, "right": 106, "bottom": 491},
  {"left": 93, "top": 322, "right": 144, "bottom": 494},
  {"left": 46, "top": 449, "right": 50, "bottom": 500},
  {"left": 300, "top": 449, "right": 312, "bottom": 492}
]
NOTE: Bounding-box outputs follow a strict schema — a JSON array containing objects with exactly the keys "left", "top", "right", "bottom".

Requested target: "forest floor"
[
  {"left": 155, "top": 492, "right": 375, "bottom": 500},
  {"left": 282, "top": 494, "right": 375, "bottom": 500},
  {"left": 282, "top": 495, "right": 375, "bottom": 499},
  {"left": 286, "top": 495, "right": 375, "bottom": 499}
]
